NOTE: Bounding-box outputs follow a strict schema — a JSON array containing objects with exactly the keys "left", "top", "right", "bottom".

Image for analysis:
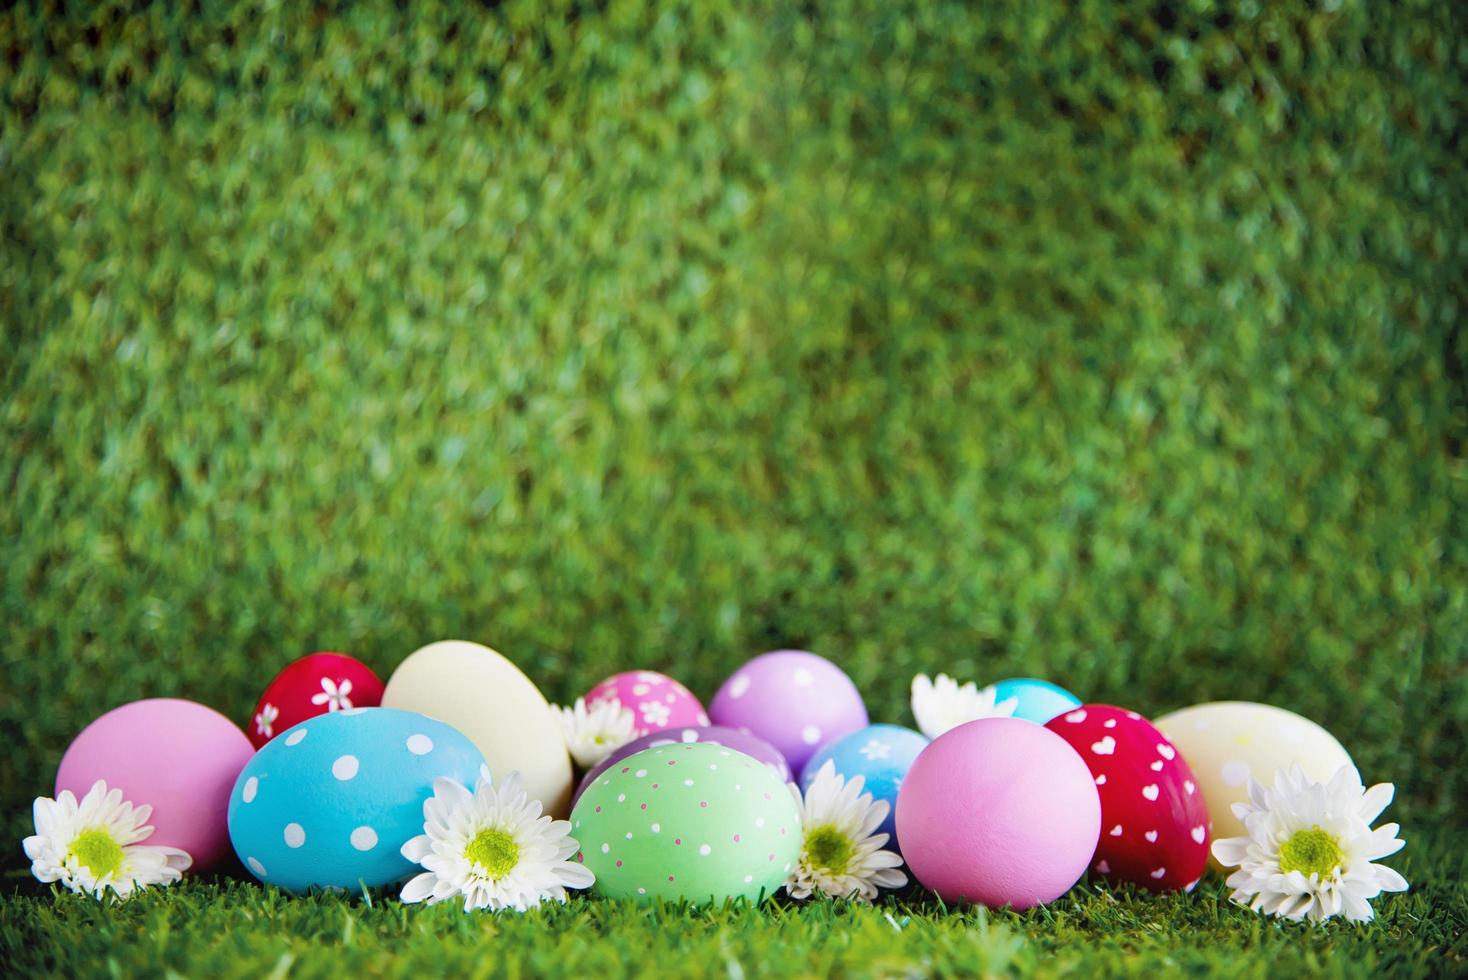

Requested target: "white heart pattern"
[
  {"left": 1091, "top": 736, "right": 1116, "bottom": 756},
  {"left": 1150, "top": 760, "right": 1164, "bottom": 771},
  {"left": 1110, "top": 824, "right": 1123, "bottom": 837},
  {"left": 1184, "top": 780, "right": 1195, "bottom": 795},
  {"left": 1150, "top": 867, "right": 1167, "bottom": 879},
  {"left": 1144, "top": 830, "right": 1158, "bottom": 842},
  {"left": 1065, "top": 710, "right": 1087, "bottom": 723},
  {"left": 1142, "top": 784, "right": 1160, "bottom": 801},
  {"left": 1103, "top": 719, "right": 1117, "bottom": 728},
  {"left": 1095, "top": 774, "right": 1107, "bottom": 785},
  {"left": 1095, "top": 860, "right": 1111, "bottom": 874},
  {"left": 1191, "top": 826, "right": 1206, "bottom": 844},
  {"left": 1157, "top": 743, "right": 1176, "bottom": 760}
]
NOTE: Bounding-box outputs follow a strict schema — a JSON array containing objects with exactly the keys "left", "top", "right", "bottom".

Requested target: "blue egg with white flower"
[
  {"left": 991, "top": 677, "right": 1082, "bottom": 724},
  {"left": 227, "top": 707, "right": 484, "bottom": 892},
  {"left": 799, "top": 724, "right": 929, "bottom": 852}
]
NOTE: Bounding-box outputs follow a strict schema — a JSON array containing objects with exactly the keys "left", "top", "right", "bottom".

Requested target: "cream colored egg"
[
  {"left": 1154, "top": 701, "right": 1356, "bottom": 867},
  {"left": 381, "top": 640, "right": 573, "bottom": 816}
]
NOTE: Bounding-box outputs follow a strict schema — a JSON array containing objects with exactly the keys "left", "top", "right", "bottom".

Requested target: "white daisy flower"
[
  {"left": 909, "top": 672, "right": 1018, "bottom": 739},
  {"left": 553, "top": 697, "right": 638, "bottom": 768},
  {"left": 22, "top": 780, "right": 192, "bottom": 902},
  {"left": 1211, "top": 764, "right": 1408, "bottom": 924},
  {"left": 400, "top": 766, "right": 594, "bottom": 912},
  {"left": 785, "top": 761, "right": 907, "bottom": 902},
  {"left": 255, "top": 702, "right": 279, "bottom": 739},
  {"left": 311, "top": 676, "right": 353, "bottom": 712}
]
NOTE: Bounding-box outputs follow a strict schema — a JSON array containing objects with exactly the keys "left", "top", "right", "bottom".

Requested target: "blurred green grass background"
[{"left": 2, "top": 0, "right": 1465, "bottom": 882}]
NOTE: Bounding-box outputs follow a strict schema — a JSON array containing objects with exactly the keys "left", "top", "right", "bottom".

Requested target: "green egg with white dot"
[
  {"left": 227, "top": 707, "right": 485, "bottom": 892},
  {"left": 571, "top": 742, "right": 802, "bottom": 904}
]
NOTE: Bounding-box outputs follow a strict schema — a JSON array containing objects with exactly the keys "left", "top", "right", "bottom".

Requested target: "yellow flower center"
[
  {"left": 1278, "top": 826, "right": 1344, "bottom": 878},
  {"left": 70, "top": 828, "right": 125, "bottom": 879},
  {"left": 464, "top": 828, "right": 520, "bottom": 878},
  {"left": 805, "top": 824, "right": 853, "bottom": 876}
]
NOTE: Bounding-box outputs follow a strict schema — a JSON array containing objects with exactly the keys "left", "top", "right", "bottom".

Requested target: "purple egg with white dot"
[
  {"left": 799, "top": 723, "right": 929, "bottom": 852},
  {"left": 574, "top": 726, "right": 790, "bottom": 806},
  {"left": 227, "top": 707, "right": 484, "bottom": 891},
  {"left": 708, "top": 650, "right": 869, "bottom": 773}
]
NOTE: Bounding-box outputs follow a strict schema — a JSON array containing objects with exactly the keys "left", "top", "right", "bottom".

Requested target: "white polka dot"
[
  {"left": 699, "top": 844, "right": 712, "bottom": 856},
  {"left": 651, "top": 823, "right": 661, "bottom": 833},
  {"left": 284, "top": 823, "right": 306, "bottom": 848},
  {"left": 728, "top": 675, "right": 751, "bottom": 699},
  {"left": 242, "top": 777, "right": 259, "bottom": 803},
  {"left": 709, "top": 764, "right": 718, "bottom": 770},
  {"left": 744, "top": 874, "right": 753, "bottom": 883},
  {"left": 635, "top": 769, "right": 648, "bottom": 778},
  {"left": 284, "top": 729, "right": 307, "bottom": 746},
  {"left": 332, "top": 755, "right": 359, "bottom": 781},
  {"left": 618, "top": 793, "right": 626, "bottom": 802},
  {"left": 625, "top": 832, "right": 633, "bottom": 840},
  {"left": 755, "top": 817, "right": 765, "bottom": 828},
  {"left": 638, "top": 887, "right": 647, "bottom": 895},
  {"left": 633, "top": 683, "right": 651, "bottom": 696},
  {"left": 406, "top": 734, "right": 434, "bottom": 755},
  {"left": 801, "top": 725, "right": 822, "bottom": 745},
  {"left": 681, "top": 730, "right": 700, "bottom": 743},
  {"left": 1222, "top": 760, "right": 1251, "bottom": 786},
  {"left": 247, "top": 856, "right": 267, "bottom": 877},
  {"left": 601, "top": 843, "right": 611, "bottom": 854},
  {"left": 350, "top": 826, "right": 377, "bottom": 851},
  {"left": 792, "top": 668, "right": 814, "bottom": 687},
  {"left": 683, "top": 779, "right": 694, "bottom": 786}
]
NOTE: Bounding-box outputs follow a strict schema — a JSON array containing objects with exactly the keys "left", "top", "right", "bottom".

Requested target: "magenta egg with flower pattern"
[{"left": 583, "top": 671, "right": 709, "bottom": 736}]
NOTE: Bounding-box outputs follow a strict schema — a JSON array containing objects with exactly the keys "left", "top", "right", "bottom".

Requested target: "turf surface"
[
  {"left": 3, "top": 0, "right": 1465, "bottom": 975},
  {"left": 2, "top": 828, "right": 1463, "bottom": 979}
]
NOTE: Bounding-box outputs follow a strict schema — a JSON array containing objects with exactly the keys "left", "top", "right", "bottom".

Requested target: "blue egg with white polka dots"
[
  {"left": 992, "top": 677, "right": 1083, "bottom": 724},
  {"left": 227, "top": 707, "right": 484, "bottom": 892},
  {"left": 799, "top": 724, "right": 929, "bottom": 852}
]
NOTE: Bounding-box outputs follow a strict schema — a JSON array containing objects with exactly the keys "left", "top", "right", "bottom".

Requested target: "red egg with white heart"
[
  {"left": 1044, "top": 704, "right": 1210, "bottom": 891},
  {"left": 247, "top": 652, "right": 385, "bottom": 748}
]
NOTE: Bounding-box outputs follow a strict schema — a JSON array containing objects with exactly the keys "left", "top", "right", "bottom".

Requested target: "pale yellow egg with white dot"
[
  {"left": 1154, "top": 701, "right": 1355, "bottom": 869},
  {"left": 382, "top": 640, "right": 574, "bottom": 816}
]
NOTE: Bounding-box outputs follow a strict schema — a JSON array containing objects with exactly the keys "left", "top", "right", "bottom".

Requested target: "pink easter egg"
[
  {"left": 55, "top": 698, "right": 255, "bottom": 871},
  {"left": 708, "top": 650, "right": 868, "bottom": 773},
  {"left": 584, "top": 670, "right": 708, "bottom": 735},
  {"left": 896, "top": 716, "right": 1100, "bottom": 909}
]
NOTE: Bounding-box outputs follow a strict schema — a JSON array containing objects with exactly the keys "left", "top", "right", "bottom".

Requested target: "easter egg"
[
  {"left": 708, "top": 650, "right": 868, "bottom": 772},
  {"left": 571, "top": 742, "right": 802, "bottom": 904},
  {"left": 1044, "top": 705, "right": 1210, "bottom": 891},
  {"left": 248, "top": 652, "right": 385, "bottom": 748},
  {"left": 992, "top": 677, "right": 1083, "bottom": 724},
  {"left": 574, "top": 725, "right": 790, "bottom": 806},
  {"left": 228, "top": 707, "right": 484, "bottom": 892},
  {"left": 1154, "top": 701, "right": 1356, "bottom": 856},
  {"left": 585, "top": 670, "right": 709, "bottom": 735},
  {"left": 381, "top": 640, "right": 573, "bottom": 816},
  {"left": 56, "top": 698, "right": 254, "bottom": 871},
  {"left": 896, "top": 717, "right": 1100, "bottom": 909},
  {"left": 799, "top": 724, "right": 929, "bottom": 851}
]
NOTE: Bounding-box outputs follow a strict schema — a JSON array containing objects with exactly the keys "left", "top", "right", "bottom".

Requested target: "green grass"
[
  {"left": 2, "top": 0, "right": 1466, "bottom": 975},
  {"left": 2, "top": 827, "right": 1463, "bottom": 978}
]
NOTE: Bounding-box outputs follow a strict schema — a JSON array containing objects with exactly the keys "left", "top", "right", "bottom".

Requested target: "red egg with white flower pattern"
[
  {"left": 1044, "top": 704, "right": 1211, "bottom": 892},
  {"left": 583, "top": 670, "right": 709, "bottom": 736},
  {"left": 247, "top": 652, "right": 385, "bottom": 749}
]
